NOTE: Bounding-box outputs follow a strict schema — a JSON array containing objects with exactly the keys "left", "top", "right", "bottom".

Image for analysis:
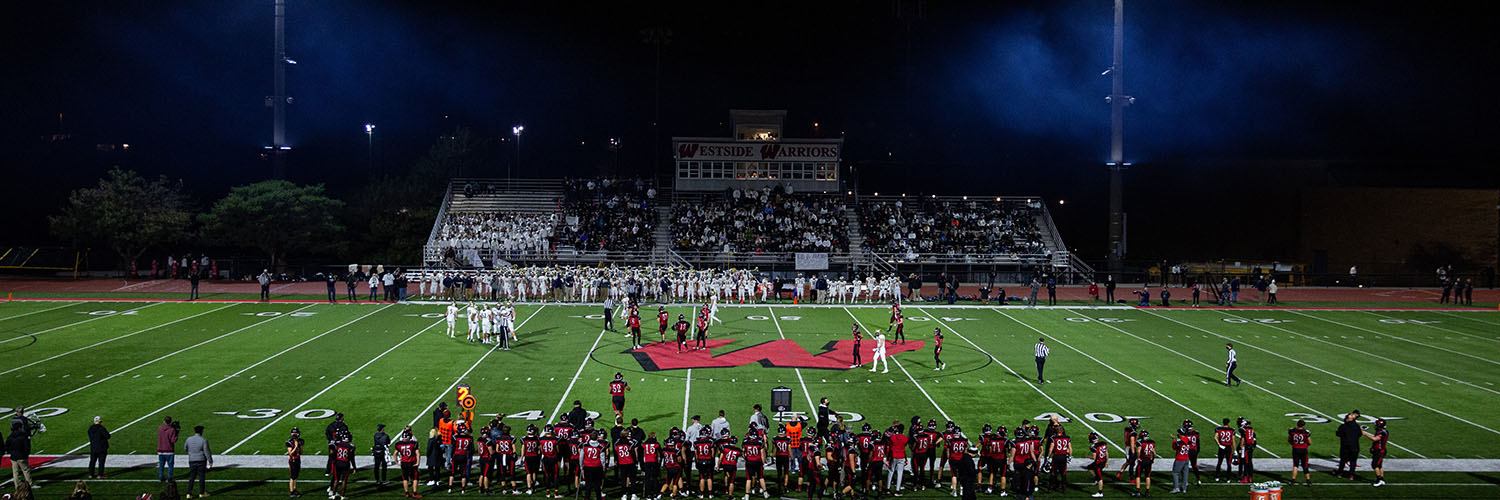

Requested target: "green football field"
[{"left": 2, "top": 298, "right": 1498, "bottom": 499}]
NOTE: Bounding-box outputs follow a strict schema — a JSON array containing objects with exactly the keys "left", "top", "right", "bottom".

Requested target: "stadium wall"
[{"left": 1298, "top": 187, "right": 1499, "bottom": 276}]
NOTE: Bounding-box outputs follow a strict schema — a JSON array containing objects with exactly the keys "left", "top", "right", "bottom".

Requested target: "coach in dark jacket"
[
  {"left": 566, "top": 401, "right": 590, "bottom": 430},
  {"left": 8, "top": 423, "right": 33, "bottom": 487},
  {"left": 88, "top": 416, "right": 111, "bottom": 478},
  {"left": 953, "top": 446, "right": 978, "bottom": 500},
  {"left": 1335, "top": 411, "right": 1362, "bottom": 478}
]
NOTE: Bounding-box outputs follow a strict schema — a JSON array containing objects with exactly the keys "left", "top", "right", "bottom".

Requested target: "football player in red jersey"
[
  {"left": 494, "top": 425, "right": 518, "bottom": 495},
  {"left": 743, "top": 430, "right": 769, "bottom": 499},
  {"left": 579, "top": 432, "right": 607, "bottom": 500},
  {"left": 613, "top": 434, "right": 639, "bottom": 498},
  {"left": 1211, "top": 418, "right": 1235, "bottom": 482},
  {"left": 662, "top": 430, "right": 684, "bottom": 498},
  {"left": 1044, "top": 425, "right": 1071, "bottom": 493},
  {"left": 450, "top": 423, "right": 476, "bottom": 494},
  {"left": 522, "top": 425, "right": 541, "bottom": 494},
  {"left": 476, "top": 432, "right": 493, "bottom": 494},
  {"left": 848, "top": 324, "right": 864, "bottom": 369},
  {"left": 719, "top": 437, "right": 743, "bottom": 496},
  {"left": 1237, "top": 419, "right": 1258, "bottom": 483},
  {"left": 800, "top": 438, "right": 822, "bottom": 499},
  {"left": 394, "top": 427, "right": 423, "bottom": 499},
  {"left": 539, "top": 425, "right": 562, "bottom": 497},
  {"left": 1362, "top": 419, "right": 1389, "bottom": 487},
  {"left": 1133, "top": 431, "right": 1158, "bottom": 496},
  {"left": 658, "top": 307, "right": 670, "bottom": 344},
  {"left": 609, "top": 373, "right": 632, "bottom": 421},
  {"left": 331, "top": 431, "right": 357, "bottom": 499},
  {"left": 1084, "top": 432, "right": 1108, "bottom": 498},
  {"left": 674, "top": 314, "right": 691, "bottom": 353},
  {"left": 866, "top": 432, "right": 889, "bottom": 498},
  {"left": 641, "top": 432, "right": 662, "bottom": 499},
  {"left": 1116, "top": 418, "right": 1140, "bottom": 480},
  {"left": 695, "top": 308, "right": 710, "bottom": 350},
  {"left": 694, "top": 429, "right": 717, "bottom": 496},
  {"left": 772, "top": 426, "right": 793, "bottom": 492},
  {"left": 285, "top": 427, "right": 304, "bottom": 498},
  {"left": 977, "top": 424, "right": 1001, "bottom": 494},
  {"left": 932, "top": 329, "right": 946, "bottom": 371},
  {"left": 1176, "top": 419, "right": 1202, "bottom": 485},
  {"left": 628, "top": 311, "right": 644, "bottom": 349},
  {"left": 1288, "top": 419, "right": 1312, "bottom": 486},
  {"left": 1169, "top": 433, "right": 1192, "bottom": 494}
]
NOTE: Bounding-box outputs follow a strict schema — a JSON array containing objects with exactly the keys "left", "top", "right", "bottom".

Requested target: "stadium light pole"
[
  {"left": 364, "top": 123, "right": 375, "bottom": 171},
  {"left": 1105, "top": 0, "right": 1134, "bottom": 280},
  {"left": 511, "top": 125, "right": 524, "bottom": 190}
]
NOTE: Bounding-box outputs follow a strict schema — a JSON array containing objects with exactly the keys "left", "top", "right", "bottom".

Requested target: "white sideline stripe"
[
  {"left": 1364, "top": 311, "right": 1500, "bottom": 344},
  {"left": 1438, "top": 311, "right": 1500, "bottom": 328},
  {"left": 1283, "top": 311, "right": 1500, "bottom": 394},
  {"left": 1143, "top": 309, "right": 1500, "bottom": 437},
  {"left": 845, "top": 307, "right": 950, "bottom": 422},
  {"left": 0, "top": 302, "right": 161, "bottom": 344},
  {"left": 27, "top": 304, "right": 316, "bottom": 409},
  {"left": 769, "top": 307, "right": 818, "bottom": 412},
  {"left": 226, "top": 317, "right": 447, "bottom": 452},
  {"left": 407, "top": 306, "right": 546, "bottom": 429},
  {"left": 1065, "top": 308, "right": 1426, "bottom": 459},
  {"left": 1, "top": 303, "right": 237, "bottom": 376},
  {"left": 0, "top": 302, "right": 80, "bottom": 322},
  {"left": 682, "top": 369, "right": 693, "bottom": 429},
  {"left": 994, "top": 310, "right": 1277, "bottom": 458},
  {"left": 401, "top": 299, "right": 1135, "bottom": 310},
  {"left": 914, "top": 308, "right": 1123, "bottom": 454},
  {"left": 547, "top": 328, "right": 608, "bottom": 423},
  {"left": 62, "top": 304, "right": 392, "bottom": 455}
]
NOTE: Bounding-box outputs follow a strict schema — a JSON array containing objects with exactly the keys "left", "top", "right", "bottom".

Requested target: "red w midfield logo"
[{"left": 627, "top": 339, "right": 926, "bottom": 371}]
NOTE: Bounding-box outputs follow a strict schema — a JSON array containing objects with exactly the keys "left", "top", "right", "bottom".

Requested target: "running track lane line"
[
  {"left": 769, "top": 307, "right": 819, "bottom": 413},
  {"left": 1142, "top": 309, "right": 1500, "bottom": 436},
  {"left": 844, "top": 307, "right": 951, "bottom": 422},
  {"left": 546, "top": 328, "right": 609, "bottom": 424},
  {"left": 59, "top": 304, "right": 393, "bottom": 455},
  {"left": 1276, "top": 311, "right": 1500, "bottom": 395},
  {"left": 916, "top": 307, "right": 1121, "bottom": 454},
  {"left": 1065, "top": 308, "right": 1426, "bottom": 459},
  {"left": 29, "top": 304, "right": 317, "bottom": 409},
  {"left": 226, "top": 317, "right": 447, "bottom": 453},
  {"left": 1437, "top": 310, "right": 1500, "bottom": 329},
  {"left": 1, "top": 303, "right": 238, "bottom": 377},
  {"left": 0, "top": 302, "right": 162, "bottom": 344},
  {"left": 993, "top": 310, "right": 1277, "bottom": 457},
  {"left": 406, "top": 306, "right": 546, "bottom": 429},
  {"left": 1362, "top": 311, "right": 1500, "bottom": 344},
  {"left": 0, "top": 302, "right": 81, "bottom": 322},
  {"left": 1300, "top": 311, "right": 1500, "bottom": 364}
]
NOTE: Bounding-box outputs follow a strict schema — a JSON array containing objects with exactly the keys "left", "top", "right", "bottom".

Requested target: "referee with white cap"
[{"left": 1034, "top": 338, "right": 1050, "bottom": 383}]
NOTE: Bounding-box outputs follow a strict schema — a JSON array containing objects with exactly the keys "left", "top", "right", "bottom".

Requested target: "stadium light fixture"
[{"left": 364, "top": 123, "right": 375, "bottom": 134}]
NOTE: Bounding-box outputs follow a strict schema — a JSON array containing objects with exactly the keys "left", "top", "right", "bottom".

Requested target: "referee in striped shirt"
[{"left": 1035, "top": 338, "right": 1049, "bottom": 383}]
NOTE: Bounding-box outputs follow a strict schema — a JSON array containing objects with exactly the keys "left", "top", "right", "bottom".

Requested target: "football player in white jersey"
[
  {"left": 465, "top": 302, "right": 479, "bottom": 342},
  {"left": 445, "top": 302, "right": 459, "bottom": 338}
]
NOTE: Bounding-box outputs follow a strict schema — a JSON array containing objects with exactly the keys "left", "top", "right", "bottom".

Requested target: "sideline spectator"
[
  {"left": 87, "top": 416, "right": 110, "bottom": 478},
  {"left": 8, "top": 422, "right": 33, "bottom": 488},
  {"left": 157, "top": 417, "right": 179, "bottom": 481},
  {"left": 183, "top": 426, "right": 212, "bottom": 498}
]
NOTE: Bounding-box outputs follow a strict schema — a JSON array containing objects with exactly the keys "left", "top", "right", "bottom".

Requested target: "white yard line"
[
  {"left": 63, "top": 304, "right": 391, "bottom": 454},
  {"left": 546, "top": 328, "right": 609, "bottom": 423},
  {"left": 1437, "top": 311, "right": 1500, "bottom": 328},
  {"left": 1066, "top": 308, "right": 1426, "bottom": 458},
  {"left": 1142, "top": 309, "right": 1500, "bottom": 437},
  {"left": 682, "top": 369, "right": 693, "bottom": 428},
  {"left": 226, "top": 317, "right": 447, "bottom": 453},
  {"left": 1300, "top": 311, "right": 1500, "bottom": 364},
  {"left": 0, "top": 302, "right": 161, "bottom": 344},
  {"left": 0, "top": 302, "right": 80, "bottom": 322},
  {"left": 407, "top": 306, "right": 546, "bottom": 429},
  {"left": 1278, "top": 311, "right": 1500, "bottom": 394},
  {"left": 993, "top": 310, "right": 1277, "bottom": 457},
  {"left": 1, "top": 303, "right": 237, "bottom": 376},
  {"left": 28, "top": 304, "right": 317, "bottom": 409},
  {"left": 768, "top": 307, "right": 818, "bottom": 412},
  {"left": 915, "top": 307, "right": 1120, "bottom": 453},
  {"left": 1363, "top": 311, "right": 1500, "bottom": 344},
  {"left": 844, "top": 307, "right": 951, "bottom": 422}
]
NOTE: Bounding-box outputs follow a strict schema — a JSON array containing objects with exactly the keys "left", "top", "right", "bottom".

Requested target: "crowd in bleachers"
[
  {"left": 554, "top": 177, "right": 658, "bottom": 252},
  {"left": 434, "top": 212, "right": 555, "bottom": 256},
  {"left": 860, "top": 198, "right": 1046, "bottom": 258},
  {"left": 673, "top": 187, "right": 847, "bottom": 253}
]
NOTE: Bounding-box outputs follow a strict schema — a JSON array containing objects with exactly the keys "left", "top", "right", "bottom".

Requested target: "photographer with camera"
[{"left": 158, "top": 417, "right": 181, "bottom": 481}]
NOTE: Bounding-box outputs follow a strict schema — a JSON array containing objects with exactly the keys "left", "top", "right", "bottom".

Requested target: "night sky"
[{"left": 4, "top": 0, "right": 1497, "bottom": 260}]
